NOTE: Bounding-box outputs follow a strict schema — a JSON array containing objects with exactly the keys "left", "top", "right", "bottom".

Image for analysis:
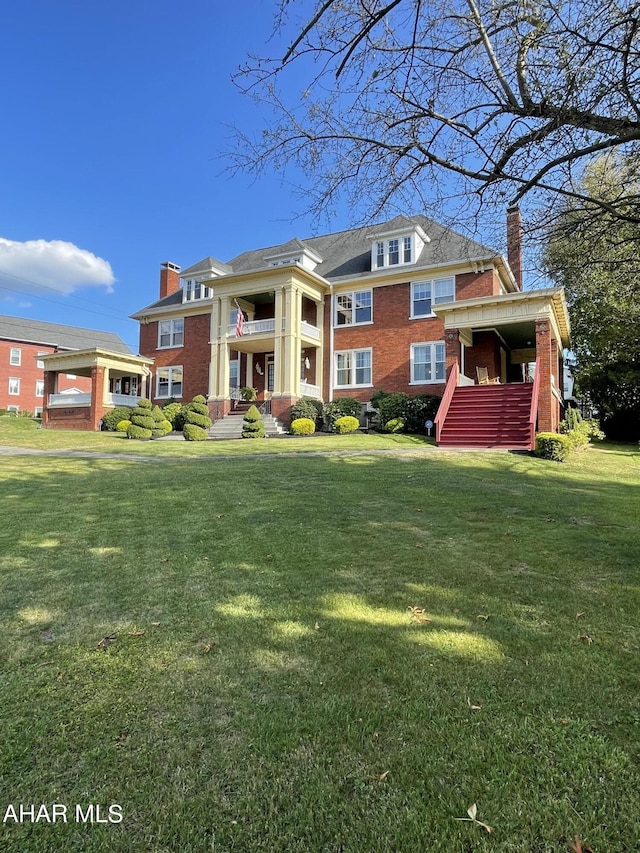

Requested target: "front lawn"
[{"left": 0, "top": 442, "right": 638, "bottom": 851}]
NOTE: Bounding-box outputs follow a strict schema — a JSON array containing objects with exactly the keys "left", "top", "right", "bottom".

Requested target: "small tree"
[
  {"left": 183, "top": 395, "right": 212, "bottom": 441},
  {"left": 127, "top": 398, "right": 154, "bottom": 440},
  {"left": 242, "top": 404, "right": 266, "bottom": 439}
]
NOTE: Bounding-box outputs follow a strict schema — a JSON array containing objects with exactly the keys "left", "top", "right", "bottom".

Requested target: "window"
[
  {"left": 184, "top": 280, "right": 211, "bottom": 301},
  {"left": 229, "top": 357, "right": 239, "bottom": 389},
  {"left": 9, "top": 377, "right": 20, "bottom": 395},
  {"left": 335, "top": 349, "right": 372, "bottom": 387},
  {"left": 10, "top": 348, "right": 21, "bottom": 366},
  {"left": 156, "top": 366, "right": 183, "bottom": 399},
  {"left": 373, "top": 234, "right": 413, "bottom": 269},
  {"left": 37, "top": 360, "right": 45, "bottom": 369},
  {"left": 411, "top": 342, "right": 446, "bottom": 384},
  {"left": 35, "top": 380, "right": 44, "bottom": 397},
  {"left": 334, "top": 290, "right": 372, "bottom": 326},
  {"left": 34, "top": 407, "right": 43, "bottom": 418},
  {"left": 66, "top": 374, "right": 77, "bottom": 379},
  {"left": 6, "top": 405, "right": 19, "bottom": 413},
  {"left": 158, "top": 318, "right": 184, "bottom": 348},
  {"left": 411, "top": 277, "right": 455, "bottom": 317}
]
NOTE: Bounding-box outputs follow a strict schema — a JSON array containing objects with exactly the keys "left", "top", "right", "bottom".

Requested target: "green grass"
[
  {"left": 0, "top": 431, "right": 638, "bottom": 851},
  {"left": 0, "top": 415, "right": 431, "bottom": 456}
]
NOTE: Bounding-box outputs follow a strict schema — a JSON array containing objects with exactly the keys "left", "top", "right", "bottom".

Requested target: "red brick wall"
[
  {"left": 456, "top": 269, "right": 504, "bottom": 299},
  {"left": 139, "top": 313, "right": 211, "bottom": 403},
  {"left": 464, "top": 331, "right": 502, "bottom": 382},
  {"left": 0, "top": 340, "right": 91, "bottom": 413}
]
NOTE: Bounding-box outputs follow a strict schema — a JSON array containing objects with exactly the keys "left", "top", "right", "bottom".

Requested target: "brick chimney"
[
  {"left": 506, "top": 206, "right": 523, "bottom": 290},
  {"left": 159, "top": 262, "right": 181, "bottom": 299}
]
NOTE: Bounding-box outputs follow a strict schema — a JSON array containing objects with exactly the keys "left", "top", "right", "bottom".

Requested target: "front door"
[{"left": 265, "top": 353, "right": 275, "bottom": 398}]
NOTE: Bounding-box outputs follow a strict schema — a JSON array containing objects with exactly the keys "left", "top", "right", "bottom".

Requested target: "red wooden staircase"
[{"left": 437, "top": 383, "right": 535, "bottom": 450}]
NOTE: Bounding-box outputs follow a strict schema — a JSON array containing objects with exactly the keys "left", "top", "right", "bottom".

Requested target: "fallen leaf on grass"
[
  {"left": 415, "top": 543, "right": 424, "bottom": 549},
  {"left": 151, "top": 622, "right": 161, "bottom": 627},
  {"left": 569, "top": 836, "right": 594, "bottom": 853},
  {"left": 575, "top": 612, "right": 586, "bottom": 619},
  {"left": 466, "top": 697, "right": 482, "bottom": 711},
  {"left": 580, "top": 634, "right": 593, "bottom": 645},
  {"left": 315, "top": 622, "right": 321, "bottom": 630},
  {"left": 455, "top": 803, "right": 493, "bottom": 833},
  {"left": 408, "top": 606, "right": 432, "bottom": 624},
  {"left": 130, "top": 630, "right": 145, "bottom": 637},
  {"left": 197, "top": 641, "right": 216, "bottom": 654},
  {"left": 97, "top": 634, "right": 116, "bottom": 650},
  {"left": 477, "top": 614, "right": 489, "bottom": 621},
  {"left": 366, "top": 770, "right": 390, "bottom": 783}
]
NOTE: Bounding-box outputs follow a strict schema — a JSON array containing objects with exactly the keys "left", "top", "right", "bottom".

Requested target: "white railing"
[
  {"left": 49, "top": 392, "right": 92, "bottom": 407},
  {"left": 227, "top": 318, "right": 276, "bottom": 337},
  {"left": 301, "top": 320, "right": 321, "bottom": 340},
  {"left": 459, "top": 374, "right": 475, "bottom": 387},
  {"left": 48, "top": 393, "right": 140, "bottom": 408},
  {"left": 300, "top": 381, "right": 321, "bottom": 399}
]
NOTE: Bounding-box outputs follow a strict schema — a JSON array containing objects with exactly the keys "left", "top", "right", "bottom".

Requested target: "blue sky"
[{"left": 0, "top": 1, "right": 326, "bottom": 352}]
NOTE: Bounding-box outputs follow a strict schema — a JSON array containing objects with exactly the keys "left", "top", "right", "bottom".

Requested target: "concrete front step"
[{"left": 209, "top": 413, "right": 286, "bottom": 439}]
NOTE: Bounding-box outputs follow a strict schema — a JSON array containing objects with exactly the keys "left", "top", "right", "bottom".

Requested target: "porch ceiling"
[{"left": 434, "top": 287, "right": 570, "bottom": 348}]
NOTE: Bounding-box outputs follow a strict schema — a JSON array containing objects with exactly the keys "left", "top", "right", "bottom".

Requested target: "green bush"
[
  {"left": 160, "top": 419, "right": 173, "bottom": 435},
  {"left": 131, "top": 412, "right": 155, "bottom": 431},
  {"left": 161, "top": 402, "right": 182, "bottom": 429},
  {"left": 324, "top": 397, "right": 362, "bottom": 429},
  {"left": 535, "top": 432, "right": 572, "bottom": 461},
  {"left": 137, "top": 398, "right": 152, "bottom": 410},
  {"left": 290, "top": 397, "right": 323, "bottom": 428},
  {"left": 560, "top": 409, "right": 605, "bottom": 450},
  {"left": 150, "top": 405, "right": 169, "bottom": 438},
  {"left": 101, "top": 406, "right": 133, "bottom": 431},
  {"left": 183, "top": 395, "right": 211, "bottom": 439},
  {"left": 243, "top": 404, "right": 265, "bottom": 438},
  {"left": 239, "top": 387, "right": 257, "bottom": 401},
  {"left": 384, "top": 417, "right": 405, "bottom": 433},
  {"left": 374, "top": 392, "right": 441, "bottom": 434},
  {"left": 290, "top": 417, "right": 316, "bottom": 435},
  {"left": 333, "top": 415, "right": 360, "bottom": 434},
  {"left": 116, "top": 420, "right": 131, "bottom": 433},
  {"left": 126, "top": 423, "right": 152, "bottom": 440},
  {"left": 183, "top": 423, "right": 208, "bottom": 441}
]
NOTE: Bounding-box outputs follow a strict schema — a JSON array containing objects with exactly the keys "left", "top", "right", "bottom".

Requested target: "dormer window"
[
  {"left": 372, "top": 226, "right": 426, "bottom": 270},
  {"left": 183, "top": 279, "right": 212, "bottom": 302}
]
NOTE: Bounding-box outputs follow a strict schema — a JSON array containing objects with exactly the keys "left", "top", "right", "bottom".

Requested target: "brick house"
[
  {"left": 132, "top": 212, "right": 570, "bottom": 448},
  {"left": 0, "top": 316, "right": 132, "bottom": 416}
]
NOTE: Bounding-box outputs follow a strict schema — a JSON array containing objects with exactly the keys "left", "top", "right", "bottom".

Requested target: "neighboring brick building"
[
  {"left": 132, "top": 212, "right": 570, "bottom": 448},
  {"left": 0, "top": 316, "right": 132, "bottom": 416}
]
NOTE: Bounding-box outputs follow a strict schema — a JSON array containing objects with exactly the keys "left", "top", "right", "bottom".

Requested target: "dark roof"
[
  {"left": 0, "top": 315, "right": 132, "bottom": 354},
  {"left": 135, "top": 215, "right": 500, "bottom": 313},
  {"left": 180, "top": 256, "right": 232, "bottom": 277},
  {"left": 228, "top": 215, "right": 497, "bottom": 280}
]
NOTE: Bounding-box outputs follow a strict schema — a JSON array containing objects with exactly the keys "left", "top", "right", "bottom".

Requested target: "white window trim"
[
  {"left": 333, "top": 289, "right": 373, "bottom": 328},
  {"left": 410, "top": 277, "right": 455, "bottom": 319},
  {"left": 35, "top": 380, "right": 45, "bottom": 398},
  {"left": 409, "top": 341, "right": 446, "bottom": 385},
  {"left": 6, "top": 405, "right": 19, "bottom": 413},
  {"left": 334, "top": 348, "right": 373, "bottom": 389},
  {"left": 9, "top": 348, "right": 21, "bottom": 366},
  {"left": 157, "top": 318, "right": 184, "bottom": 349},
  {"left": 8, "top": 377, "right": 20, "bottom": 395},
  {"left": 372, "top": 234, "right": 414, "bottom": 270},
  {"left": 155, "top": 366, "right": 183, "bottom": 399}
]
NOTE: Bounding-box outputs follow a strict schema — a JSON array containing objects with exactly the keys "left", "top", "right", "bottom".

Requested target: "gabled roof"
[
  {"left": 0, "top": 315, "right": 132, "bottom": 354},
  {"left": 180, "top": 256, "right": 232, "bottom": 277},
  {"left": 134, "top": 214, "right": 503, "bottom": 314}
]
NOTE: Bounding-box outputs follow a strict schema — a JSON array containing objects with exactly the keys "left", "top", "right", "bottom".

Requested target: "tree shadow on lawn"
[{"left": 0, "top": 448, "right": 639, "bottom": 851}]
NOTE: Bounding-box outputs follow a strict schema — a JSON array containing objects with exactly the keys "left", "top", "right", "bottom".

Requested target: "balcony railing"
[
  {"left": 301, "top": 320, "right": 321, "bottom": 340},
  {"left": 48, "top": 393, "right": 140, "bottom": 408},
  {"left": 300, "top": 381, "right": 321, "bottom": 399},
  {"left": 227, "top": 318, "right": 276, "bottom": 337}
]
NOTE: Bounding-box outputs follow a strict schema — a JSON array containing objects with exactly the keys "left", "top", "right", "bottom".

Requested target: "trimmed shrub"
[
  {"left": 324, "top": 397, "right": 362, "bottom": 429},
  {"left": 116, "top": 419, "right": 131, "bottom": 433},
  {"left": 101, "top": 406, "right": 133, "bottom": 431},
  {"left": 290, "top": 397, "right": 323, "bottom": 428},
  {"left": 535, "top": 432, "right": 572, "bottom": 462},
  {"left": 183, "top": 423, "right": 208, "bottom": 441},
  {"left": 333, "top": 415, "right": 360, "bottom": 434},
  {"left": 243, "top": 404, "right": 266, "bottom": 438},
  {"left": 161, "top": 402, "right": 182, "bottom": 429},
  {"left": 151, "top": 405, "right": 168, "bottom": 438},
  {"left": 137, "top": 398, "right": 152, "bottom": 410},
  {"left": 291, "top": 417, "right": 316, "bottom": 436},
  {"left": 374, "top": 392, "right": 441, "bottom": 434},
  {"left": 183, "top": 394, "right": 212, "bottom": 440},
  {"left": 160, "top": 419, "right": 173, "bottom": 435},
  {"left": 127, "top": 423, "right": 152, "bottom": 440},
  {"left": 384, "top": 417, "right": 405, "bottom": 433}
]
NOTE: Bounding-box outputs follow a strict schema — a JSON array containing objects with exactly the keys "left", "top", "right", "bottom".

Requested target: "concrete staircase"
[
  {"left": 438, "top": 384, "right": 534, "bottom": 450},
  {"left": 208, "top": 402, "right": 286, "bottom": 440}
]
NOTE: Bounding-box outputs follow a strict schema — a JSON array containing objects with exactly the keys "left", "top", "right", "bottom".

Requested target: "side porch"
[
  {"left": 434, "top": 288, "right": 571, "bottom": 449},
  {"left": 40, "top": 349, "right": 155, "bottom": 431}
]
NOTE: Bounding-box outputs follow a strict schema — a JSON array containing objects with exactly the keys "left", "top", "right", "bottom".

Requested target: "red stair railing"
[{"left": 435, "top": 361, "right": 459, "bottom": 443}]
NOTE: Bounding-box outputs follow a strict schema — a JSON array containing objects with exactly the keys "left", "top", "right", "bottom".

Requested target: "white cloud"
[{"left": 0, "top": 238, "right": 115, "bottom": 296}]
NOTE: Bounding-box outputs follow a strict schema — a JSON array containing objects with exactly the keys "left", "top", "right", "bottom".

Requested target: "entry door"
[{"left": 266, "top": 354, "right": 275, "bottom": 395}]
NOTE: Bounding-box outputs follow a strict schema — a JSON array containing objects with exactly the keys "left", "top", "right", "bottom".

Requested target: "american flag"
[{"left": 234, "top": 302, "right": 244, "bottom": 337}]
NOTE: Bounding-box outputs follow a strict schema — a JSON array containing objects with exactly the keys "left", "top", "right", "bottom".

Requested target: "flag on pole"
[{"left": 234, "top": 301, "right": 244, "bottom": 338}]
